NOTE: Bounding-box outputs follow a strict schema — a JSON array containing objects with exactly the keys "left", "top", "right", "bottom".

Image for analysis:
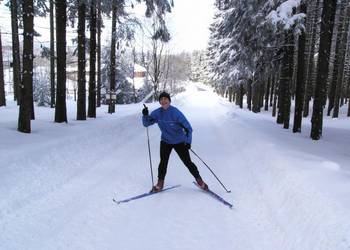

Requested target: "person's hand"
[
  {"left": 142, "top": 106, "right": 149, "bottom": 116},
  {"left": 184, "top": 143, "right": 191, "bottom": 150}
]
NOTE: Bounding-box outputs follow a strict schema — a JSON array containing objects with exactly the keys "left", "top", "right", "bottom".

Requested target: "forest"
[
  {"left": 0, "top": 0, "right": 349, "bottom": 141},
  {"left": 204, "top": 0, "right": 350, "bottom": 140}
]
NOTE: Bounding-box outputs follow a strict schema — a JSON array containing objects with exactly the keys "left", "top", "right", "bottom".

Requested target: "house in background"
[
  {"left": 2, "top": 45, "right": 14, "bottom": 95},
  {"left": 132, "top": 64, "right": 147, "bottom": 90},
  {"left": 66, "top": 64, "right": 91, "bottom": 100}
]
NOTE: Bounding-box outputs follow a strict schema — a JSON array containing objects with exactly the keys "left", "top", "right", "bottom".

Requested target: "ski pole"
[
  {"left": 190, "top": 148, "right": 231, "bottom": 193},
  {"left": 144, "top": 104, "right": 154, "bottom": 187}
]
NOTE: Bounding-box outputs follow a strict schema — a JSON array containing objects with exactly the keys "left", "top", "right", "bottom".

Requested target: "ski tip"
[{"left": 112, "top": 198, "right": 121, "bottom": 204}]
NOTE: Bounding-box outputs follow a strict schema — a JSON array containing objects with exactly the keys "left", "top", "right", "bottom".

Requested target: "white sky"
[
  {"left": 167, "top": 0, "right": 215, "bottom": 53},
  {"left": 0, "top": 0, "right": 215, "bottom": 54}
]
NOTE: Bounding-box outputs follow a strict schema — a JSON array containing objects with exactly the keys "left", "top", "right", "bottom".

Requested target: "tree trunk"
[
  {"left": 277, "top": 74, "right": 284, "bottom": 122},
  {"left": 239, "top": 83, "right": 244, "bottom": 109},
  {"left": 234, "top": 86, "right": 238, "bottom": 102},
  {"left": 264, "top": 71, "right": 271, "bottom": 111},
  {"left": 332, "top": 4, "right": 350, "bottom": 118},
  {"left": 327, "top": 0, "right": 347, "bottom": 116},
  {"left": 252, "top": 80, "right": 260, "bottom": 113},
  {"left": 348, "top": 86, "right": 350, "bottom": 116},
  {"left": 132, "top": 48, "right": 137, "bottom": 103},
  {"left": 77, "top": 0, "right": 86, "bottom": 120},
  {"left": 234, "top": 88, "right": 238, "bottom": 103},
  {"left": 277, "top": 31, "right": 293, "bottom": 125},
  {"left": 259, "top": 79, "right": 264, "bottom": 109},
  {"left": 235, "top": 86, "right": 239, "bottom": 105},
  {"left": 0, "top": 30, "right": 5, "bottom": 107},
  {"left": 50, "top": 0, "right": 55, "bottom": 108},
  {"left": 340, "top": 82, "right": 345, "bottom": 106},
  {"left": 96, "top": 0, "right": 102, "bottom": 107},
  {"left": 273, "top": 66, "right": 280, "bottom": 117},
  {"left": 311, "top": 0, "right": 337, "bottom": 140},
  {"left": 303, "top": 0, "right": 321, "bottom": 117},
  {"left": 293, "top": 2, "right": 307, "bottom": 133},
  {"left": 55, "top": 0, "right": 67, "bottom": 123},
  {"left": 283, "top": 29, "right": 294, "bottom": 129},
  {"left": 10, "top": 0, "right": 21, "bottom": 104},
  {"left": 18, "top": 0, "right": 34, "bottom": 132},
  {"left": 346, "top": 76, "right": 350, "bottom": 107},
  {"left": 247, "top": 79, "right": 252, "bottom": 110},
  {"left": 272, "top": 82, "right": 278, "bottom": 117},
  {"left": 108, "top": 0, "right": 116, "bottom": 114},
  {"left": 88, "top": 0, "right": 97, "bottom": 118},
  {"left": 270, "top": 74, "right": 275, "bottom": 107},
  {"left": 228, "top": 86, "right": 233, "bottom": 102}
]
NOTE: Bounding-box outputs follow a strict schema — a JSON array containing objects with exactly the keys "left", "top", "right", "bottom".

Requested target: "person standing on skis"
[{"left": 142, "top": 91, "right": 208, "bottom": 192}]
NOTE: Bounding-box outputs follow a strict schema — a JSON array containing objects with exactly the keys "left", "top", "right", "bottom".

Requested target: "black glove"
[
  {"left": 142, "top": 106, "right": 149, "bottom": 116},
  {"left": 184, "top": 143, "right": 191, "bottom": 150}
]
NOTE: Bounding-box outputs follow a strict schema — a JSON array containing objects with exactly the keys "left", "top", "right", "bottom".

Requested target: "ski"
[
  {"left": 193, "top": 182, "right": 233, "bottom": 209},
  {"left": 113, "top": 184, "right": 181, "bottom": 204}
]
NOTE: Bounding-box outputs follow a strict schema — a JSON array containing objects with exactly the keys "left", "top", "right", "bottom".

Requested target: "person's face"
[{"left": 160, "top": 97, "right": 170, "bottom": 109}]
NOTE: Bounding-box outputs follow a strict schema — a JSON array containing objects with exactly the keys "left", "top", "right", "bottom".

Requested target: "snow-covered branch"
[{"left": 267, "top": 0, "right": 305, "bottom": 30}]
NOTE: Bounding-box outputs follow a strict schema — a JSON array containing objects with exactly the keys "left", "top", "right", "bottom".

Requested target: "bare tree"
[{"left": 145, "top": 16, "right": 167, "bottom": 99}]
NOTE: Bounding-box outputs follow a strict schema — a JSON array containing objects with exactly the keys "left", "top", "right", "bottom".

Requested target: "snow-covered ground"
[{"left": 1, "top": 82, "right": 350, "bottom": 250}]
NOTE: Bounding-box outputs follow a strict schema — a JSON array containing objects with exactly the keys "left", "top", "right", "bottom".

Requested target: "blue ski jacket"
[{"left": 142, "top": 105, "right": 192, "bottom": 145}]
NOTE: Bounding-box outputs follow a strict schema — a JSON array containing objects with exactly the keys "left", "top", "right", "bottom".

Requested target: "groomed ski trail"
[{"left": 1, "top": 83, "right": 350, "bottom": 250}]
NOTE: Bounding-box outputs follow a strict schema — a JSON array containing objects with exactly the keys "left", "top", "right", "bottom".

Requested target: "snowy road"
[{"left": 1, "top": 83, "right": 350, "bottom": 250}]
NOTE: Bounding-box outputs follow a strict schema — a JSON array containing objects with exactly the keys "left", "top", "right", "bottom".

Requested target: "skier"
[{"left": 142, "top": 91, "right": 209, "bottom": 192}]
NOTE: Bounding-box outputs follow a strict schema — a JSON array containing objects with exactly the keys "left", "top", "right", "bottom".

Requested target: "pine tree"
[
  {"left": 293, "top": 1, "right": 307, "bottom": 133},
  {"left": 311, "top": 0, "right": 337, "bottom": 140},
  {"left": 88, "top": 0, "right": 97, "bottom": 118},
  {"left": 327, "top": 0, "right": 348, "bottom": 116},
  {"left": 77, "top": 0, "right": 86, "bottom": 120},
  {"left": 108, "top": 0, "right": 117, "bottom": 114},
  {"left": 10, "top": 0, "right": 21, "bottom": 104},
  {"left": 50, "top": 0, "right": 55, "bottom": 108},
  {"left": 332, "top": 3, "right": 350, "bottom": 118},
  {"left": 55, "top": 0, "right": 67, "bottom": 123},
  {"left": 96, "top": 0, "right": 102, "bottom": 107},
  {"left": 264, "top": 69, "right": 271, "bottom": 111},
  {"left": 18, "top": 0, "right": 34, "bottom": 132},
  {"left": 0, "top": 29, "right": 5, "bottom": 107},
  {"left": 348, "top": 76, "right": 350, "bottom": 116},
  {"left": 303, "top": 0, "right": 321, "bottom": 118}
]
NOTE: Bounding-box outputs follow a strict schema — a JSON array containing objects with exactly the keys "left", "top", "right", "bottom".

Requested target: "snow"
[
  {"left": 1, "top": 82, "right": 350, "bottom": 250},
  {"left": 267, "top": 0, "right": 305, "bottom": 30}
]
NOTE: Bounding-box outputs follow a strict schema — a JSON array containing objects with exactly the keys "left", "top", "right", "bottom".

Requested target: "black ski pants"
[{"left": 158, "top": 141, "right": 201, "bottom": 181}]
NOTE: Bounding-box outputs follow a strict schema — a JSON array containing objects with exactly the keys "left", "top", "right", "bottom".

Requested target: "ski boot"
[
  {"left": 151, "top": 179, "right": 164, "bottom": 193},
  {"left": 196, "top": 178, "right": 209, "bottom": 191}
]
